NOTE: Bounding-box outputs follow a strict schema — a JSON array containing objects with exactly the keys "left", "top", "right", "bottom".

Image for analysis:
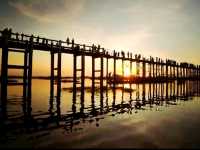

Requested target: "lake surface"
[{"left": 1, "top": 79, "right": 200, "bottom": 149}]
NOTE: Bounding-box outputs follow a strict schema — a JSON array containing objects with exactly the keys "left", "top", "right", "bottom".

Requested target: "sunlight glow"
[{"left": 124, "top": 67, "right": 130, "bottom": 77}]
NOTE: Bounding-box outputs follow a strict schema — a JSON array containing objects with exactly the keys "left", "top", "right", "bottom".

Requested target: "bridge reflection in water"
[{"left": 0, "top": 80, "right": 200, "bottom": 135}]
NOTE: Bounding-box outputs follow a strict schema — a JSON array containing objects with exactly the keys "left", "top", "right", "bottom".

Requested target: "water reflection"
[{"left": 1, "top": 80, "right": 200, "bottom": 136}]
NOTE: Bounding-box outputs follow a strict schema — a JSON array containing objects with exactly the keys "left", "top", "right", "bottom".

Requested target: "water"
[{"left": 1, "top": 79, "right": 200, "bottom": 148}]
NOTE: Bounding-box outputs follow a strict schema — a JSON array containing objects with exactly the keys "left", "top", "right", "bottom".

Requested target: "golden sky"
[{"left": 0, "top": 0, "right": 200, "bottom": 76}]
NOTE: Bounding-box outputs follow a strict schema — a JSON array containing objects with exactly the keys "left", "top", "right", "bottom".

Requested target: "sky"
[{"left": 0, "top": 0, "right": 200, "bottom": 76}]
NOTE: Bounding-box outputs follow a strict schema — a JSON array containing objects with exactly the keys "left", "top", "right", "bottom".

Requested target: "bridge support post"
[
  {"left": 129, "top": 59, "right": 132, "bottom": 98},
  {"left": 23, "top": 41, "right": 28, "bottom": 99},
  {"left": 25, "top": 36, "right": 34, "bottom": 119},
  {"left": 57, "top": 42, "right": 62, "bottom": 100},
  {"left": 27, "top": 36, "right": 33, "bottom": 101},
  {"left": 152, "top": 59, "right": 155, "bottom": 80},
  {"left": 73, "top": 53, "right": 77, "bottom": 100},
  {"left": 0, "top": 29, "right": 10, "bottom": 119},
  {"left": 106, "top": 57, "right": 109, "bottom": 89},
  {"left": 166, "top": 60, "right": 168, "bottom": 81},
  {"left": 81, "top": 50, "right": 85, "bottom": 101},
  {"left": 100, "top": 56, "right": 104, "bottom": 99},
  {"left": 50, "top": 43, "right": 54, "bottom": 100},
  {"left": 113, "top": 51, "right": 116, "bottom": 89},
  {"left": 155, "top": 58, "right": 158, "bottom": 79},
  {"left": 92, "top": 56, "right": 95, "bottom": 93}
]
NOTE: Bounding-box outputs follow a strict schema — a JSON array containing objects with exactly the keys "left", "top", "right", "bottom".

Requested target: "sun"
[{"left": 124, "top": 67, "right": 130, "bottom": 77}]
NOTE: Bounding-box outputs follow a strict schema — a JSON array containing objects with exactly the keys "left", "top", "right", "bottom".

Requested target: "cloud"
[
  {"left": 8, "top": 0, "right": 85, "bottom": 23},
  {"left": 70, "top": 24, "right": 153, "bottom": 57}
]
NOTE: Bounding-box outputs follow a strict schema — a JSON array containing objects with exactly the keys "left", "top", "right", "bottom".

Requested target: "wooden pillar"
[
  {"left": 113, "top": 51, "right": 116, "bottom": 88},
  {"left": 91, "top": 55, "right": 95, "bottom": 111},
  {"left": 80, "top": 51, "right": 85, "bottom": 115},
  {"left": 0, "top": 29, "right": 10, "bottom": 119},
  {"left": 92, "top": 56, "right": 95, "bottom": 92},
  {"left": 23, "top": 41, "right": 28, "bottom": 98},
  {"left": 56, "top": 43, "right": 61, "bottom": 120},
  {"left": 160, "top": 62, "right": 162, "bottom": 77},
  {"left": 81, "top": 52, "right": 85, "bottom": 98},
  {"left": 129, "top": 59, "right": 132, "bottom": 99},
  {"left": 49, "top": 43, "right": 54, "bottom": 118},
  {"left": 22, "top": 41, "right": 29, "bottom": 118},
  {"left": 73, "top": 54, "right": 77, "bottom": 100},
  {"left": 152, "top": 60, "right": 155, "bottom": 79},
  {"left": 100, "top": 56, "right": 104, "bottom": 94},
  {"left": 106, "top": 57, "right": 108, "bottom": 86},
  {"left": 112, "top": 52, "right": 116, "bottom": 105},
  {"left": 27, "top": 36, "right": 33, "bottom": 99},
  {"left": 155, "top": 58, "right": 158, "bottom": 78},
  {"left": 50, "top": 43, "right": 54, "bottom": 99},
  {"left": 57, "top": 41, "right": 62, "bottom": 99},
  {"left": 25, "top": 35, "right": 33, "bottom": 119}
]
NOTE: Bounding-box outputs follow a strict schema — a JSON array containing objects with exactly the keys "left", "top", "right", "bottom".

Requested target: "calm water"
[{"left": 1, "top": 79, "right": 200, "bottom": 148}]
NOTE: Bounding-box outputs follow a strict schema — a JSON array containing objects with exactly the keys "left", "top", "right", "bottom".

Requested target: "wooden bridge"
[{"left": 0, "top": 28, "right": 200, "bottom": 118}]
